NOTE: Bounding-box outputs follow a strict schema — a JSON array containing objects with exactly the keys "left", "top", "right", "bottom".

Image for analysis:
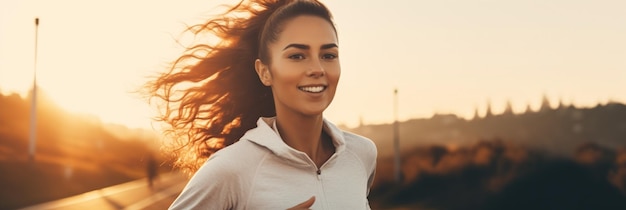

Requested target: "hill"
[
  {"left": 0, "top": 91, "right": 171, "bottom": 209},
  {"left": 351, "top": 102, "right": 626, "bottom": 158},
  {"left": 348, "top": 102, "right": 626, "bottom": 209}
]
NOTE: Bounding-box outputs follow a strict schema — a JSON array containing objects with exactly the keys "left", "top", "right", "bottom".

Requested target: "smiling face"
[{"left": 255, "top": 15, "right": 340, "bottom": 118}]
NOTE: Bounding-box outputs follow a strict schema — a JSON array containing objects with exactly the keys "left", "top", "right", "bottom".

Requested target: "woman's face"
[{"left": 256, "top": 15, "right": 340, "bottom": 118}]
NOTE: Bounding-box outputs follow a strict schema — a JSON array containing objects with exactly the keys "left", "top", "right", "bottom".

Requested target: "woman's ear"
[{"left": 255, "top": 59, "right": 272, "bottom": 86}]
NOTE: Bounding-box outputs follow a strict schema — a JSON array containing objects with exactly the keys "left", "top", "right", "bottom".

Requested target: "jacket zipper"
[
  {"left": 316, "top": 169, "right": 322, "bottom": 180},
  {"left": 313, "top": 153, "right": 339, "bottom": 209}
]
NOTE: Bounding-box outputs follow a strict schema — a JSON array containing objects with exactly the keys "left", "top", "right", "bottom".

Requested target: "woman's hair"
[{"left": 144, "top": 0, "right": 336, "bottom": 174}]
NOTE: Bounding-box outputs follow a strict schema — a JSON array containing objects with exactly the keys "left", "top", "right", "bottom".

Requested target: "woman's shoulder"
[
  {"left": 342, "top": 130, "right": 376, "bottom": 150},
  {"left": 171, "top": 140, "right": 265, "bottom": 209},
  {"left": 339, "top": 130, "right": 377, "bottom": 163},
  {"left": 338, "top": 130, "right": 377, "bottom": 175},
  {"left": 323, "top": 119, "right": 377, "bottom": 157},
  {"left": 198, "top": 138, "right": 270, "bottom": 174},
  {"left": 324, "top": 119, "right": 376, "bottom": 152}
]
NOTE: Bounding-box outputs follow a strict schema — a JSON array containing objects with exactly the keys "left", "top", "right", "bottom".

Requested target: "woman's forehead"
[{"left": 273, "top": 15, "right": 338, "bottom": 49}]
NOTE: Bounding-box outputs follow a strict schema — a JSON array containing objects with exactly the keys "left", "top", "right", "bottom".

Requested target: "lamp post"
[
  {"left": 393, "top": 88, "right": 401, "bottom": 183},
  {"left": 29, "top": 17, "right": 39, "bottom": 162}
]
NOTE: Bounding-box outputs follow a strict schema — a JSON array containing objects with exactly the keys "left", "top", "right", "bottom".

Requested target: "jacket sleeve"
[
  {"left": 364, "top": 137, "right": 378, "bottom": 209},
  {"left": 169, "top": 155, "right": 241, "bottom": 210},
  {"left": 366, "top": 138, "right": 378, "bottom": 195},
  {"left": 367, "top": 162, "right": 376, "bottom": 195}
]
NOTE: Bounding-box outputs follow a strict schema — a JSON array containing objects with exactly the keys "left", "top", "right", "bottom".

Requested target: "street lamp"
[
  {"left": 29, "top": 17, "right": 39, "bottom": 162},
  {"left": 393, "top": 88, "right": 402, "bottom": 183}
]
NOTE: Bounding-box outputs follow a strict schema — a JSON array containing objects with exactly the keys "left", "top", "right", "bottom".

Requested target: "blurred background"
[{"left": 1, "top": 0, "right": 625, "bottom": 209}]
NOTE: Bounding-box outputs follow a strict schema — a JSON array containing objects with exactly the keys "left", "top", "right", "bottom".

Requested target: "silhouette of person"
[
  {"left": 144, "top": 0, "right": 377, "bottom": 209},
  {"left": 146, "top": 152, "right": 158, "bottom": 189}
]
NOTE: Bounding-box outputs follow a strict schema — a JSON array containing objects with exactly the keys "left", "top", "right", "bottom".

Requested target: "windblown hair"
[{"left": 144, "top": 0, "right": 336, "bottom": 174}]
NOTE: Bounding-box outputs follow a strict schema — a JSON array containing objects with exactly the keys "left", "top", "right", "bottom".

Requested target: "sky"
[{"left": 1, "top": 0, "right": 625, "bottom": 129}]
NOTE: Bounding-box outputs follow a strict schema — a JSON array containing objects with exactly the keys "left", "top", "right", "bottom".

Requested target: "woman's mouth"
[{"left": 298, "top": 86, "right": 326, "bottom": 93}]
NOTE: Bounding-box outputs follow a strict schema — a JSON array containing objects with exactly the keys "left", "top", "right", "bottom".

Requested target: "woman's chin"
[{"left": 298, "top": 105, "right": 329, "bottom": 117}]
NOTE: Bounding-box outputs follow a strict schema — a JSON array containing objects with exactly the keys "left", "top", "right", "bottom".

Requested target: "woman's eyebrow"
[
  {"left": 283, "top": 43, "right": 309, "bottom": 50},
  {"left": 283, "top": 43, "right": 338, "bottom": 51},
  {"left": 321, "top": 43, "right": 338, "bottom": 49}
]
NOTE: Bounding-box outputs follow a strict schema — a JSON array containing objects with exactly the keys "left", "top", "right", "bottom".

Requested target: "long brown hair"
[{"left": 144, "top": 0, "right": 336, "bottom": 173}]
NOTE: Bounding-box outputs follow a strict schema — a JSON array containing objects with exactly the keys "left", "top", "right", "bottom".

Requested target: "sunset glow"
[{"left": 1, "top": 0, "right": 625, "bottom": 129}]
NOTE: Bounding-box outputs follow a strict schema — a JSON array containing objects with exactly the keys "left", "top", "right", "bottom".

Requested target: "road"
[{"left": 18, "top": 172, "right": 188, "bottom": 210}]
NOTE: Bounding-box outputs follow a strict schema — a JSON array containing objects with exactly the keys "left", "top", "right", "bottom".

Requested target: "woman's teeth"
[{"left": 299, "top": 86, "right": 325, "bottom": 93}]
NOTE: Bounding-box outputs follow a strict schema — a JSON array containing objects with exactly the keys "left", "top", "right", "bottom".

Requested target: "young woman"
[{"left": 145, "top": 0, "right": 377, "bottom": 209}]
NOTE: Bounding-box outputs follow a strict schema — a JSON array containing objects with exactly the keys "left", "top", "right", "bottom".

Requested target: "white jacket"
[{"left": 169, "top": 117, "right": 377, "bottom": 210}]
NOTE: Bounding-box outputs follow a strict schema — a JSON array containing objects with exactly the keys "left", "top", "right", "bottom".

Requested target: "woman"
[{"left": 146, "top": 0, "right": 377, "bottom": 209}]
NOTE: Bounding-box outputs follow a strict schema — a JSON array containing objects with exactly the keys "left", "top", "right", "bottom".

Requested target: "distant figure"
[
  {"left": 143, "top": 0, "right": 377, "bottom": 209},
  {"left": 146, "top": 153, "right": 158, "bottom": 189}
]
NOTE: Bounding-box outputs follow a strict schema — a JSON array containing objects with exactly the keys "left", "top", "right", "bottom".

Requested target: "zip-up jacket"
[{"left": 169, "top": 117, "right": 377, "bottom": 209}]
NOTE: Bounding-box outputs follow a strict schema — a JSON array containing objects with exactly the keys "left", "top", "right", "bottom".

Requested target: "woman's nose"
[{"left": 307, "top": 58, "right": 325, "bottom": 77}]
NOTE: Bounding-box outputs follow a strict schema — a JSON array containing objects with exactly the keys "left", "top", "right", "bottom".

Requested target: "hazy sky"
[{"left": 1, "top": 0, "right": 625, "bottom": 129}]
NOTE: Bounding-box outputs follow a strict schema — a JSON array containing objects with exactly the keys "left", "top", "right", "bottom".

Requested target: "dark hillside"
[{"left": 349, "top": 101, "right": 626, "bottom": 209}]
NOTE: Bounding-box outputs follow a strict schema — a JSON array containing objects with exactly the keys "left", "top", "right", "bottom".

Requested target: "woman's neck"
[{"left": 275, "top": 113, "right": 333, "bottom": 168}]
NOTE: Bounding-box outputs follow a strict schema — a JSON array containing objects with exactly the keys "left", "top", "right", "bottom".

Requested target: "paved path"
[{"left": 19, "top": 172, "right": 188, "bottom": 210}]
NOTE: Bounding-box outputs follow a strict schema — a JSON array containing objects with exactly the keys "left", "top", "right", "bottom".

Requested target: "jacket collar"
[{"left": 240, "top": 117, "right": 346, "bottom": 166}]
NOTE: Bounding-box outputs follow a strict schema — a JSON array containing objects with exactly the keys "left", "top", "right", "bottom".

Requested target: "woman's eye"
[
  {"left": 322, "top": 53, "right": 338, "bottom": 60},
  {"left": 288, "top": 54, "right": 305, "bottom": 60}
]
